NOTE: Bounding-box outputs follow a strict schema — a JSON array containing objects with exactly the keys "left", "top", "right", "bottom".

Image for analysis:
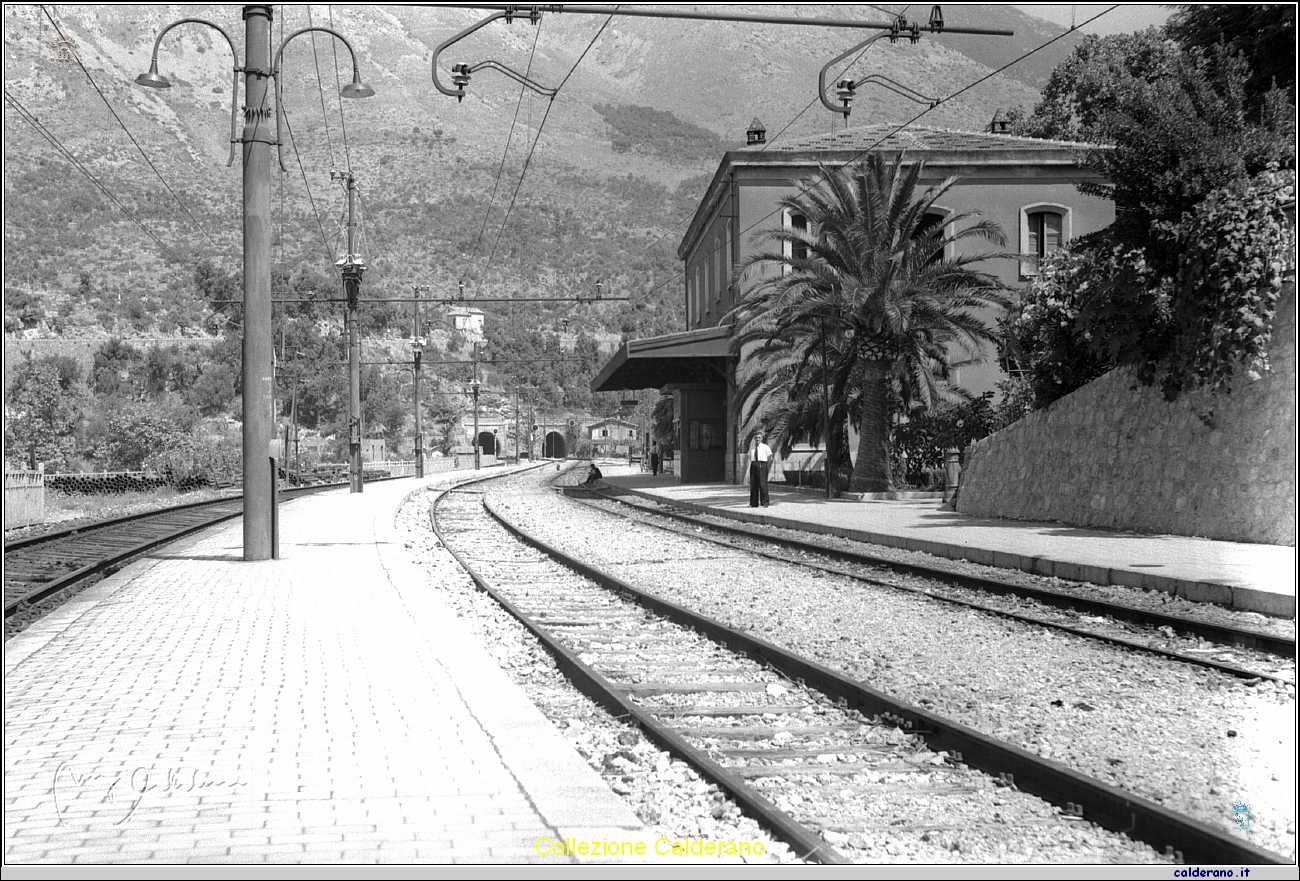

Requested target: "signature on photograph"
[{"left": 53, "top": 761, "right": 245, "bottom": 826}]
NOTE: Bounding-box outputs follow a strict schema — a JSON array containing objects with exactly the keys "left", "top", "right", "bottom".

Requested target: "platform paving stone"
[
  {"left": 606, "top": 475, "right": 1297, "bottom": 618},
  {"left": 5, "top": 470, "right": 653, "bottom": 864}
]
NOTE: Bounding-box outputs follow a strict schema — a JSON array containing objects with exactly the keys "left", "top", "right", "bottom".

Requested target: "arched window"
[
  {"left": 1027, "top": 210, "right": 1063, "bottom": 257},
  {"left": 915, "top": 209, "right": 951, "bottom": 264},
  {"left": 791, "top": 212, "right": 809, "bottom": 262},
  {"left": 1019, "top": 204, "right": 1071, "bottom": 275},
  {"left": 782, "top": 210, "right": 810, "bottom": 274}
]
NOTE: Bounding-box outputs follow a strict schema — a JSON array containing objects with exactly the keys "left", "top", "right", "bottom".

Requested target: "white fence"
[
  {"left": 5, "top": 467, "right": 44, "bottom": 530},
  {"left": 366, "top": 455, "right": 499, "bottom": 478}
]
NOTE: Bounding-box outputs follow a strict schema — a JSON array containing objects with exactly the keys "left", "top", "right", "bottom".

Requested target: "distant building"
[
  {"left": 593, "top": 124, "right": 1115, "bottom": 484},
  {"left": 587, "top": 417, "right": 638, "bottom": 456},
  {"left": 446, "top": 307, "right": 485, "bottom": 338}
]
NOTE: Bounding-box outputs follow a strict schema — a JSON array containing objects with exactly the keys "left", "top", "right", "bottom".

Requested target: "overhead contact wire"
[
  {"left": 40, "top": 5, "right": 230, "bottom": 260},
  {"left": 478, "top": 11, "right": 617, "bottom": 295},
  {"left": 633, "top": 5, "right": 1119, "bottom": 304},
  {"left": 4, "top": 89, "right": 188, "bottom": 265},
  {"left": 463, "top": 20, "right": 544, "bottom": 282}
]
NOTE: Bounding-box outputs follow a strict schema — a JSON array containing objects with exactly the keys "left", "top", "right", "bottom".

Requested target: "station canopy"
[{"left": 591, "top": 325, "right": 733, "bottom": 392}]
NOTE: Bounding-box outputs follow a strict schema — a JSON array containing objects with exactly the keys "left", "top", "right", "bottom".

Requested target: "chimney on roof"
[{"left": 746, "top": 118, "right": 766, "bottom": 146}]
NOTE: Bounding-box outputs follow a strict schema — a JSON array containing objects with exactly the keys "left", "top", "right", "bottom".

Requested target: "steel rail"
[
  {"left": 583, "top": 487, "right": 1295, "bottom": 658},
  {"left": 429, "top": 475, "right": 850, "bottom": 864},
  {"left": 560, "top": 489, "right": 1293, "bottom": 684},
  {"left": 3, "top": 477, "right": 397, "bottom": 618},
  {"left": 4, "top": 504, "right": 243, "bottom": 618},
  {"left": 3, "top": 479, "right": 353, "bottom": 554},
  {"left": 478, "top": 484, "right": 1288, "bottom": 867}
]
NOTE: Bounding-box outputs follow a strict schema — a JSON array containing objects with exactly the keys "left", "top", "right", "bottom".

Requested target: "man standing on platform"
[
  {"left": 749, "top": 432, "right": 772, "bottom": 508},
  {"left": 651, "top": 443, "right": 660, "bottom": 476}
]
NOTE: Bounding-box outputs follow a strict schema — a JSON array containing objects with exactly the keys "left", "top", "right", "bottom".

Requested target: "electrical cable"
[
  {"left": 4, "top": 88, "right": 188, "bottom": 265},
  {"left": 280, "top": 104, "right": 338, "bottom": 268},
  {"left": 356, "top": 187, "right": 387, "bottom": 270},
  {"left": 477, "top": 12, "right": 616, "bottom": 295},
  {"left": 328, "top": 5, "right": 352, "bottom": 171},
  {"left": 306, "top": 5, "right": 338, "bottom": 170},
  {"left": 610, "top": 33, "right": 887, "bottom": 278},
  {"left": 632, "top": 5, "right": 1120, "bottom": 306},
  {"left": 462, "top": 20, "right": 543, "bottom": 281},
  {"left": 39, "top": 5, "right": 231, "bottom": 260}
]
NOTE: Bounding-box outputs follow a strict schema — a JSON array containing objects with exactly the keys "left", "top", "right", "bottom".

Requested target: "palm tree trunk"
[{"left": 850, "top": 359, "right": 892, "bottom": 493}]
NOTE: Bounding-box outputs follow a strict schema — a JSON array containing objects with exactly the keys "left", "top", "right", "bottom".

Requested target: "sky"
[{"left": 1012, "top": 4, "right": 1175, "bottom": 35}]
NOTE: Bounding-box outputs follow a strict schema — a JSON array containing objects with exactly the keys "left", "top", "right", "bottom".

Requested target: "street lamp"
[
  {"left": 469, "top": 341, "right": 483, "bottom": 472},
  {"left": 135, "top": 6, "right": 374, "bottom": 560},
  {"left": 410, "top": 301, "right": 426, "bottom": 480}
]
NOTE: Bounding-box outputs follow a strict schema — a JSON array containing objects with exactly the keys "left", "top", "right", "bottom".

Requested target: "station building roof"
[
  {"left": 590, "top": 325, "right": 732, "bottom": 393},
  {"left": 679, "top": 123, "right": 1105, "bottom": 259}
]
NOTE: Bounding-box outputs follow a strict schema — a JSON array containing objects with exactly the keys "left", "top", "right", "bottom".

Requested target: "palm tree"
[{"left": 728, "top": 153, "right": 1012, "bottom": 493}]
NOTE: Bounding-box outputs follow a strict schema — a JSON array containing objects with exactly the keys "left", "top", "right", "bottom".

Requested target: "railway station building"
[{"left": 592, "top": 123, "right": 1115, "bottom": 485}]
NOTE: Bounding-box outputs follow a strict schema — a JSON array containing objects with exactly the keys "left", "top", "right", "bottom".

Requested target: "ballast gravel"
[
  {"left": 578, "top": 495, "right": 1295, "bottom": 683},
  {"left": 607, "top": 492, "right": 1295, "bottom": 643},
  {"left": 488, "top": 468, "right": 1296, "bottom": 861},
  {"left": 395, "top": 489, "right": 799, "bottom": 864}
]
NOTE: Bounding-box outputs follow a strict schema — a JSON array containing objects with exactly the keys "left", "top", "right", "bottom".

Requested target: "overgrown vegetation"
[
  {"left": 593, "top": 103, "right": 734, "bottom": 163},
  {"left": 1008, "top": 6, "right": 1296, "bottom": 405}
]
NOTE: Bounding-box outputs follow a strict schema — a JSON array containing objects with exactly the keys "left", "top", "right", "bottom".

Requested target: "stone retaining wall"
[{"left": 957, "top": 285, "right": 1296, "bottom": 546}]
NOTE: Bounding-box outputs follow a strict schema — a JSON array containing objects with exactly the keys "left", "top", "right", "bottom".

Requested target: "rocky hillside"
[{"left": 4, "top": 4, "right": 1077, "bottom": 351}]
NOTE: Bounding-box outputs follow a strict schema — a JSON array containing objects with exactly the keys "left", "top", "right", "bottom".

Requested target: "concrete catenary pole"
[
  {"left": 413, "top": 288, "right": 424, "bottom": 479},
  {"left": 335, "top": 169, "right": 364, "bottom": 494},
  {"left": 472, "top": 341, "right": 481, "bottom": 471},
  {"left": 241, "top": 4, "right": 274, "bottom": 560}
]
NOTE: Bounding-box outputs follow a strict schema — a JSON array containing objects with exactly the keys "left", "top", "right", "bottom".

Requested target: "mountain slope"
[{"left": 4, "top": 4, "right": 1075, "bottom": 344}]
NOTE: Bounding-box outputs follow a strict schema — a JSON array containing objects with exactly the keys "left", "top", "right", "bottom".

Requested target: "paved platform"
[
  {"left": 4, "top": 468, "right": 650, "bottom": 865},
  {"left": 604, "top": 475, "right": 1297, "bottom": 618}
]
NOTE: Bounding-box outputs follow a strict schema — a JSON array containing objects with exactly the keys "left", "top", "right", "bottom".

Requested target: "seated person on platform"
[{"left": 583, "top": 463, "right": 604, "bottom": 486}]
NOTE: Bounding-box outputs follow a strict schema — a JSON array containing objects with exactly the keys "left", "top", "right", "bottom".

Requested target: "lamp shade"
[
  {"left": 340, "top": 72, "right": 374, "bottom": 99},
  {"left": 135, "top": 59, "right": 171, "bottom": 89}
]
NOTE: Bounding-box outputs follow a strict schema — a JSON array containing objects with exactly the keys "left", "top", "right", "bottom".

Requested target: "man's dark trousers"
[{"left": 749, "top": 460, "right": 769, "bottom": 507}]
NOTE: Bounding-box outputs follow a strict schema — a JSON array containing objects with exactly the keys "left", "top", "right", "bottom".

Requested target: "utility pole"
[
  {"left": 472, "top": 341, "right": 481, "bottom": 471},
  {"left": 242, "top": 4, "right": 274, "bottom": 560},
  {"left": 514, "top": 388, "right": 520, "bottom": 464},
  {"left": 291, "top": 381, "right": 299, "bottom": 477},
  {"left": 412, "top": 287, "right": 424, "bottom": 479},
  {"left": 333, "top": 169, "right": 364, "bottom": 493}
]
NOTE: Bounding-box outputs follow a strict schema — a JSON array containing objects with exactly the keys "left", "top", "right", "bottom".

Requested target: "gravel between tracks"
[
  {"left": 578, "top": 494, "right": 1294, "bottom": 682},
  {"left": 613, "top": 494, "right": 1296, "bottom": 643},
  {"left": 489, "top": 468, "right": 1296, "bottom": 860},
  {"left": 396, "top": 488, "right": 801, "bottom": 864}
]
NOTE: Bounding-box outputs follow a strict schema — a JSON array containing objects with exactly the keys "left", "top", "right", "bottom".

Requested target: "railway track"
[
  {"left": 430, "top": 467, "right": 1287, "bottom": 865},
  {"left": 565, "top": 486, "right": 1295, "bottom": 684},
  {"left": 3, "top": 478, "right": 383, "bottom": 630}
]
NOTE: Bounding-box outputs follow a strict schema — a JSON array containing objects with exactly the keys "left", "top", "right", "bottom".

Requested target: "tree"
[
  {"left": 651, "top": 394, "right": 676, "bottom": 453},
  {"left": 92, "top": 400, "right": 196, "bottom": 472},
  {"left": 728, "top": 155, "right": 1012, "bottom": 493},
  {"left": 427, "top": 394, "right": 463, "bottom": 455},
  {"left": 361, "top": 365, "right": 408, "bottom": 447},
  {"left": 1165, "top": 5, "right": 1295, "bottom": 109},
  {"left": 5, "top": 355, "right": 86, "bottom": 469},
  {"left": 91, "top": 337, "right": 144, "bottom": 399},
  {"left": 1017, "top": 29, "right": 1180, "bottom": 143},
  {"left": 1012, "top": 20, "right": 1296, "bottom": 404}
]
